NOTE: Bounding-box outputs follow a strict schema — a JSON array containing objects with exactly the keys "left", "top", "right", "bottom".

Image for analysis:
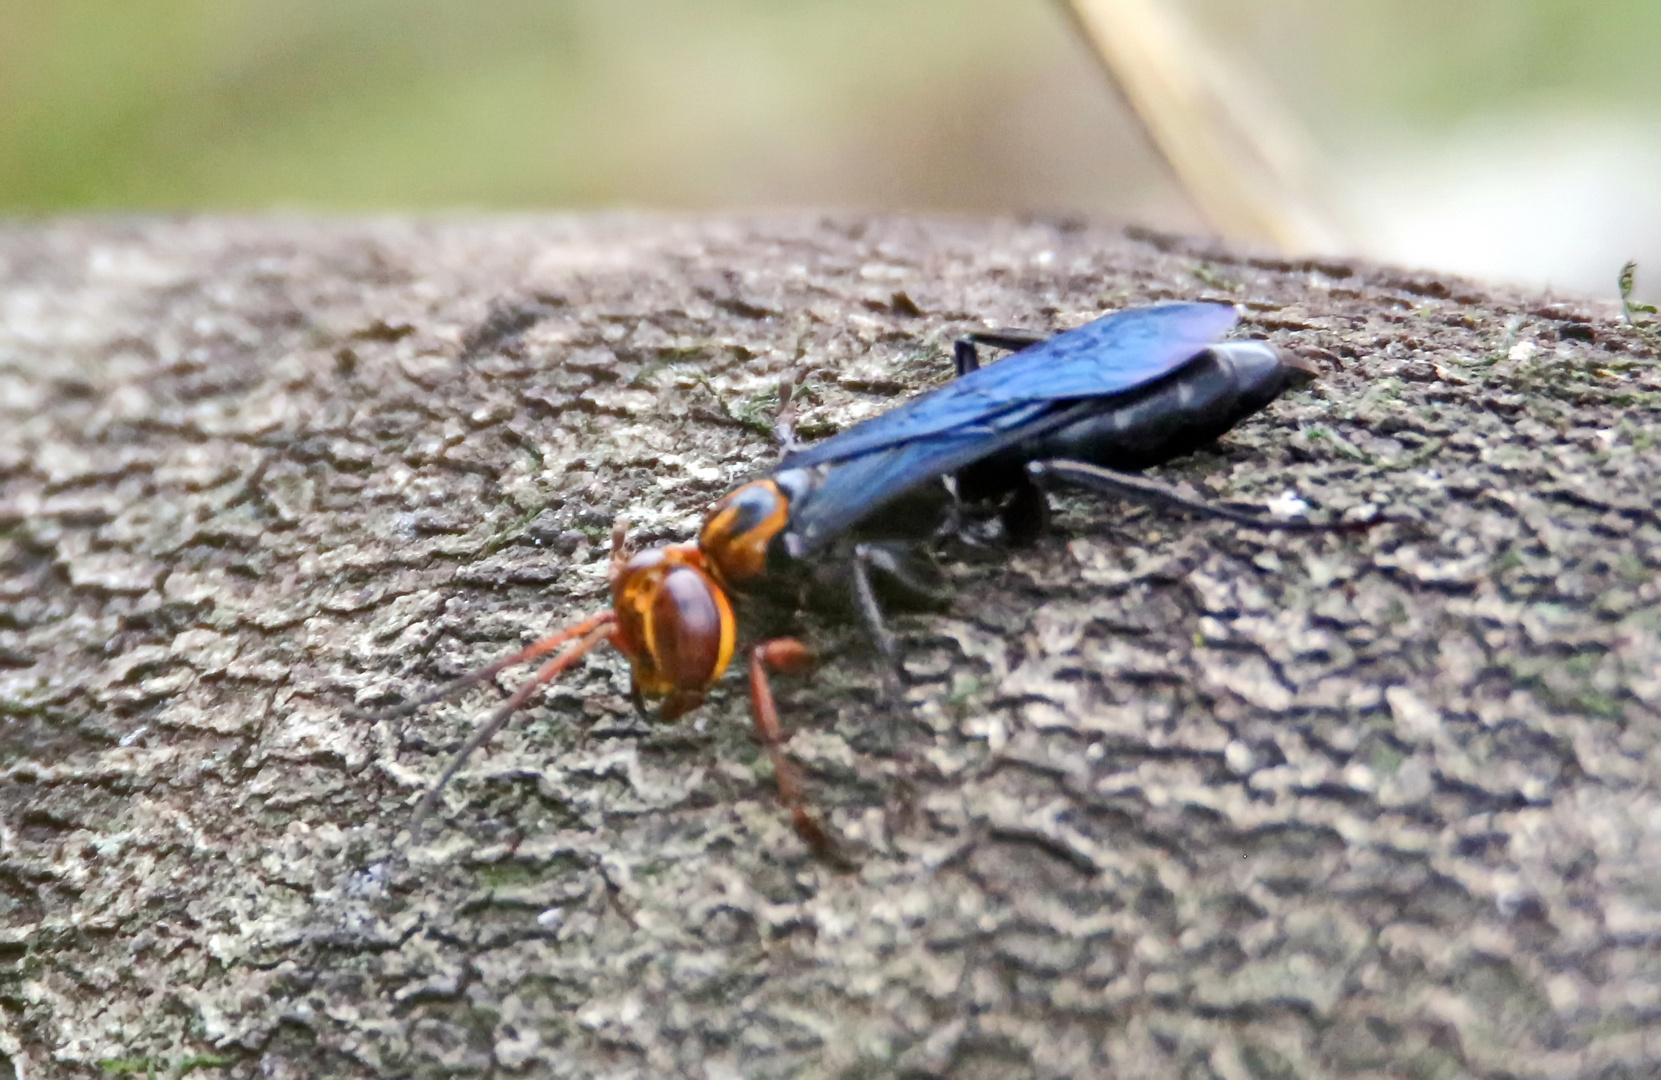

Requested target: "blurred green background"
[{"left": 2, "top": 0, "right": 1658, "bottom": 297}]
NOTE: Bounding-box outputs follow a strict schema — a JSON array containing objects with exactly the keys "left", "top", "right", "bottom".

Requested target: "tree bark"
[{"left": 1, "top": 215, "right": 1658, "bottom": 1079}]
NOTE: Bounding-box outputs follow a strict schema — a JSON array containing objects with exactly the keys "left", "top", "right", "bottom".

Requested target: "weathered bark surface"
[{"left": 1, "top": 215, "right": 1658, "bottom": 1079}]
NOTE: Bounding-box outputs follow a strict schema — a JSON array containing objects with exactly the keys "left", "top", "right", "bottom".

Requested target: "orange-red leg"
[
  {"left": 363, "top": 610, "right": 617, "bottom": 721},
  {"left": 407, "top": 617, "right": 615, "bottom": 837},
  {"left": 747, "top": 639, "right": 851, "bottom": 867}
]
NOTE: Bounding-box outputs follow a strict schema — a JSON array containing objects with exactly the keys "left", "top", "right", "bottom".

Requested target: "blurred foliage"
[
  {"left": 0, "top": 0, "right": 1109, "bottom": 210},
  {"left": 1189, "top": 0, "right": 1661, "bottom": 138},
  {"left": 0, "top": 0, "right": 1657, "bottom": 241}
]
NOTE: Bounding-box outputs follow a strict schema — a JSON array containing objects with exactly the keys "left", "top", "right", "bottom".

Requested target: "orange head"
[{"left": 608, "top": 539, "right": 737, "bottom": 719}]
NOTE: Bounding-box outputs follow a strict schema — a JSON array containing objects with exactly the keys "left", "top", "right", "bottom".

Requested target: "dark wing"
[
  {"left": 781, "top": 302, "right": 1238, "bottom": 470},
  {"left": 778, "top": 302, "right": 1239, "bottom": 552},
  {"left": 784, "top": 399, "right": 1085, "bottom": 550}
]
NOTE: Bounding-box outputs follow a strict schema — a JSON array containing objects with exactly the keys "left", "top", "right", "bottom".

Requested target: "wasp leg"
[
  {"left": 353, "top": 609, "right": 617, "bottom": 721},
  {"left": 999, "top": 472, "right": 1052, "bottom": 547},
  {"left": 849, "top": 545, "right": 902, "bottom": 674},
  {"left": 1027, "top": 459, "right": 1383, "bottom": 533},
  {"left": 947, "top": 330, "right": 1050, "bottom": 537},
  {"left": 747, "top": 639, "right": 852, "bottom": 868},
  {"left": 848, "top": 542, "right": 948, "bottom": 684},
  {"left": 407, "top": 617, "right": 615, "bottom": 839},
  {"left": 953, "top": 329, "right": 1049, "bottom": 376}
]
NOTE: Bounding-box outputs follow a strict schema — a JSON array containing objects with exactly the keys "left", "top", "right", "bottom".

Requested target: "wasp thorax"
[{"left": 698, "top": 480, "right": 791, "bottom": 585}]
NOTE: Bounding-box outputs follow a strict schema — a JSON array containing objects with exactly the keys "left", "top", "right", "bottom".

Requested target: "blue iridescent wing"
[
  {"left": 783, "top": 401, "right": 1067, "bottom": 550},
  {"left": 778, "top": 302, "right": 1239, "bottom": 551},
  {"left": 782, "top": 302, "right": 1238, "bottom": 470}
]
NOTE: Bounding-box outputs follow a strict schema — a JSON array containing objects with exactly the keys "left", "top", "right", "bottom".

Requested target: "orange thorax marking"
[{"left": 698, "top": 480, "right": 791, "bottom": 586}]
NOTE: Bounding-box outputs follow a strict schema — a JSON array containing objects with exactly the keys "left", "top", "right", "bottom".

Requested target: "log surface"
[{"left": 1, "top": 215, "right": 1658, "bottom": 1078}]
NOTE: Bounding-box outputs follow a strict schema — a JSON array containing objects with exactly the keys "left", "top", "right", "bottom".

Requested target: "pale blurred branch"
[{"left": 1057, "top": 0, "right": 1353, "bottom": 255}]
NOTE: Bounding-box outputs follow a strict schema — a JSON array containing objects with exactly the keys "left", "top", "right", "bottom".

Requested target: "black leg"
[
  {"left": 999, "top": 473, "right": 1051, "bottom": 546},
  {"left": 1027, "top": 459, "right": 1383, "bottom": 533},
  {"left": 846, "top": 541, "right": 953, "bottom": 695},
  {"left": 849, "top": 544, "right": 902, "bottom": 673},
  {"left": 953, "top": 329, "right": 1049, "bottom": 377}
]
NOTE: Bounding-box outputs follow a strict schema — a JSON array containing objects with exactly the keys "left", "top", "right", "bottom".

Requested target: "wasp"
[{"left": 380, "top": 302, "right": 1371, "bottom": 862}]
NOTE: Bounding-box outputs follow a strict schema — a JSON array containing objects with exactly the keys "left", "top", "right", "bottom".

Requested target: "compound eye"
[{"left": 651, "top": 567, "right": 729, "bottom": 689}]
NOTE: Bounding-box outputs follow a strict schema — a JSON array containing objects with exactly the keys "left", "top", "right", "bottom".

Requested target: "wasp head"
[{"left": 608, "top": 528, "right": 737, "bottom": 719}]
